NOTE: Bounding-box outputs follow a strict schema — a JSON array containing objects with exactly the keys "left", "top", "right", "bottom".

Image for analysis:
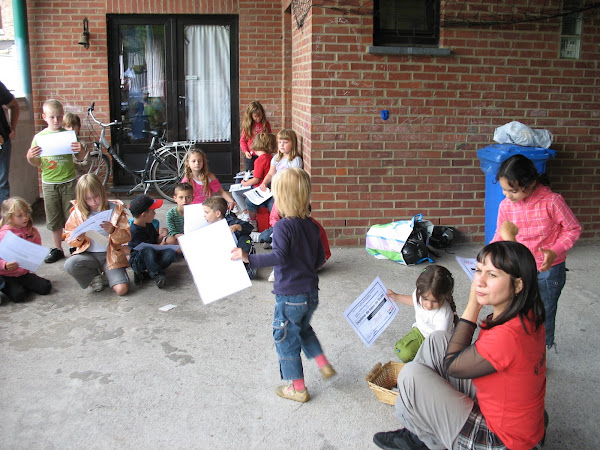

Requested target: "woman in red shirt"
[{"left": 374, "top": 241, "right": 547, "bottom": 450}]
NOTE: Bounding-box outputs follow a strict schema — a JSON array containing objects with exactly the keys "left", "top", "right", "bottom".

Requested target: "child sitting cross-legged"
[
  {"left": 128, "top": 194, "right": 177, "bottom": 289},
  {"left": 202, "top": 196, "right": 256, "bottom": 279},
  {"left": 165, "top": 182, "right": 194, "bottom": 245}
]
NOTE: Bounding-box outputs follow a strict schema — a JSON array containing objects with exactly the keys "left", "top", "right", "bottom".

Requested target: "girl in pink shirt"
[
  {"left": 492, "top": 154, "right": 581, "bottom": 350},
  {"left": 240, "top": 101, "right": 271, "bottom": 171},
  {"left": 0, "top": 197, "right": 52, "bottom": 302},
  {"left": 181, "top": 146, "right": 235, "bottom": 207}
]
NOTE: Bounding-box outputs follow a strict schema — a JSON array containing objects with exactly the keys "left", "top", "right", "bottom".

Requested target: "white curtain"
[
  {"left": 145, "top": 26, "right": 165, "bottom": 98},
  {"left": 185, "top": 25, "right": 231, "bottom": 142}
]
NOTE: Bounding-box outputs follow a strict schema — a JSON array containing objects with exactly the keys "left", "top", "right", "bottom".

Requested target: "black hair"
[
  {"left": 478, "top": 241, "right": 545, "bottom": 332},
  {"left": 496, "top": 154, "right": 550, "bottom": 191}
]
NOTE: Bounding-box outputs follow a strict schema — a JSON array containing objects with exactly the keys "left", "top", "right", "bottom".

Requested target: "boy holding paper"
[
  {"left": 128, "top": 194, "right": 176, "bottom": 289},
  {"left": 26, "top": 99, "right": 85, "bottom": 263},
  {"left": 202, "top": 196, "right": 256, "bottom": 279}
]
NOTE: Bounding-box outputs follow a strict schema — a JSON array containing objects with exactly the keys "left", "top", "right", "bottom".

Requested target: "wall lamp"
[{"left": 78, "top": 18, "right": 90, "bottom": 49}]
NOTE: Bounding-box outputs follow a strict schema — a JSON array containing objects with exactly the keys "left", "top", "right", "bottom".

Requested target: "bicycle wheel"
[
  {"left": 88, "top": 152, "right": 111, "bottom": 186},
  {"left": 151, "top": 147, "right": 186, "bottom": 202}
]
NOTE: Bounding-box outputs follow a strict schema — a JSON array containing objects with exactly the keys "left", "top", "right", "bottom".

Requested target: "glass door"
[{"left": 108, "top": 15, "right": 239, "bottom": 188}]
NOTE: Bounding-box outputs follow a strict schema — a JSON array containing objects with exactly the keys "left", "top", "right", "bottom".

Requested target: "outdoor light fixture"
[{"left": 78, "top": 18, "right": 90, "bottom": 49}]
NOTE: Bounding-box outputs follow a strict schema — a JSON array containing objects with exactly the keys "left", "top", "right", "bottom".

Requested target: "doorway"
[{"left": 107, "top": 15, "right": 239, "bottom": 189}]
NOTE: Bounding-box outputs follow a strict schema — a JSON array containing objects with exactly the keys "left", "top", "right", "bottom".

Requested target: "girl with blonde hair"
[
  {"left": 64, "top": 174, "right": 131, "bottom": 295},
  {"left": 232, "top": 168, "right": 335, "bottom": 403},
  {"left": 0, "top": 197, "right": 52, "bottom": 302}
]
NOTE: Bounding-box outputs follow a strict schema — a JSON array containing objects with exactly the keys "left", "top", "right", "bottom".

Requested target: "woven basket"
[{"left": 365, "top": 361, "right": 405, "bottom": 405}]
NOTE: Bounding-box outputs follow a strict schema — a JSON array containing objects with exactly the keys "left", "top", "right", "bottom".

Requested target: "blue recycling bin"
[{"left": 477, "top": 144, "right": 556, "bottom": 244}]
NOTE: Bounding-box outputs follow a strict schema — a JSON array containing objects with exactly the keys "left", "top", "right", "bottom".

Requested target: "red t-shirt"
[
  {"left": 474, "top": 314, "right": 546, "bottom": 449},
  {"left": 252, "top": 153, "right": 272, "bottom": 187}
]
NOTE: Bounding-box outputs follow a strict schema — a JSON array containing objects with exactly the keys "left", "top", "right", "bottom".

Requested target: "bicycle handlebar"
[{"left": 87, "top": 102, "right": 121, "bottom": 128}]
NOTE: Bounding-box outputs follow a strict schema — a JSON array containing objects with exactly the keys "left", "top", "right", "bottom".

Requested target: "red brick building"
[{"left": 26, "top": 1, "right": 600, "bottom": 246}]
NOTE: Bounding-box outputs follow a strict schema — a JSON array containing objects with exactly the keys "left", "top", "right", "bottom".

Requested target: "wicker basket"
[{"left": 365, "top": 361, "right": 405, "bottom": 405}]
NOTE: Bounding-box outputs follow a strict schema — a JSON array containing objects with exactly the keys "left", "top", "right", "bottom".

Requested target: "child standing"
[
  {"left": 26, "top": 99, "right": 85, "bottom": 263},
  {"left": 493, "top": 154, "right": 581, "bottom": 350},
  {"left": 165, "top": 182, "right": 194, "bottom": 245},
  {"left": 181, "top": 146, "right": 236, "bottom": 208},
  {"left": 231, "top": 168, "right": 335, "bottom": 403},
  {"left": 240, "top": 100, "right": 271, "bottom": 171},
  {"left": 64, "top": 174, "right": 131, "bottom": 296},
  {"left": 0, "top": 197, "right": 52, "bottom": 302},
  {"left": 128, "top": 194, "right": 177, "bottom": 289},
  {"left": 387, "top": 265, "right": 457, "bottom": 362}
]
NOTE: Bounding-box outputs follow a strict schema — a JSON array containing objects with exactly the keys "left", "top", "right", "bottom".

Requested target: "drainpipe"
[{"left": 12, "top": 0, "right": 33, "bottom": 100}]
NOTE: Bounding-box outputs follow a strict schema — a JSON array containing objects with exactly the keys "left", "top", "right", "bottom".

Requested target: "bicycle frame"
[{"left": 87, "top": 102, "right": 196, "bottom": 201}]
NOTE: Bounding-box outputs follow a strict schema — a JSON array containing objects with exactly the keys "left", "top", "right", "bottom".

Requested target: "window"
[
  {"left": 560, "top": 0, "right": 583, "bottom": 59},
  {"left": 373, "top": 0, "right": 440, "bottom": 47}
]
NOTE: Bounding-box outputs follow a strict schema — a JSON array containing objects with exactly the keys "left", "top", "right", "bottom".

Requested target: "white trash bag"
[{"left": 493, "top": 121, "right": 553, "bottom": 148}]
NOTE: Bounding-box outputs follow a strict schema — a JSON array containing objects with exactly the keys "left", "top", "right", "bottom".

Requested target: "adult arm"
[
  {"left": 443, "top": 283, "right": 496, "bottom": 379},
  {"left": 6, "top": 98, "right": 19, "bottom": 140}
]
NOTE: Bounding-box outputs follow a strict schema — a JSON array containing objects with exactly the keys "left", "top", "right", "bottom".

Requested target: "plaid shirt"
[
  {"left": 492, "top": 185, "right": 581, "bottom": 271},
  {"left": 457, "top": 404, "right": 544, "bottom": 450}
]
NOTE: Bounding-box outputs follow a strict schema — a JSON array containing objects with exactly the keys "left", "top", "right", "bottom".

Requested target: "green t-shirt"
[{"left": 31, "top": 128, "right": 77, "bottom": 184}]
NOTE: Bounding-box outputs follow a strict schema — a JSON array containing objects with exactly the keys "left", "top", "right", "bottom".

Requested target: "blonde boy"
[
  {"left": 27, "top": 99, "right": 85, "bottom": 263},
  {"left": 165, "top": 182, "right": 194, "bottom": 245}
]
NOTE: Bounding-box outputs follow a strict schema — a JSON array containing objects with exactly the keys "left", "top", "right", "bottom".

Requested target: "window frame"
[{"left": 373, "top": 0, "right": 441, "bottom": 47}]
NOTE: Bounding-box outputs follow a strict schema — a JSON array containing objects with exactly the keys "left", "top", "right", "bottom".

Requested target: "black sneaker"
[
  {"left": 44, "top": 248, "right": 65, "bottom": 264},
  {"left": 373, "top": 429, "right": 429, "bottom": 450},
  {"left": 155, "top": 274, "right": 167, "bottom": 289},
  {"left": 133, "top": 271, "right": 144, "bottom": 285}
]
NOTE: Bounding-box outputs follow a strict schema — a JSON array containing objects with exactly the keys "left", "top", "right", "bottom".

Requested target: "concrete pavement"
[{"left": 0, "top": 200, "right": 598, "bottom": 449}]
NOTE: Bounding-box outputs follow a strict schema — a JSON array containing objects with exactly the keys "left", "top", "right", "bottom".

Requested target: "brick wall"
[
  {"left": 300, "top": 1, "right": 599, "bottom": 246},
  {"left": 25, "top": 0, "right": 599, "bottom": 246}
]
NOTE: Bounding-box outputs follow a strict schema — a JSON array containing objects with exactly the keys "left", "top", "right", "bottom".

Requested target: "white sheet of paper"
[
  {"left": 133, "top": 243, "right": 180, "bottom": 252},
  {"left": 456, "top": 256, "right": 477, "bottom": 281},
  {"left": 183, "top": 203, "right": 208, "bottom": 235},
  {"left": 229, "top": 183, "right": 251, "bottom": 192},
  {"left": 159, "top": 304, "right": 177, "bottom": 312},
  {"left": 245, "top": 187, "right": 272, "bottom": 205},
  {"left": 68, "top": 209, "right": 112, "bottom": 241},
  {"left": 344, "top": 277, "right": 399, "bottom": 348},
  {"left": 178, "top": 219, "right": 251, "bottom": 305},
  {"left": 37, "top": 130, "right": 78, "bottom": 156},
  {"left": 0, "top": 230, "right": 49, "bottom": 272}
]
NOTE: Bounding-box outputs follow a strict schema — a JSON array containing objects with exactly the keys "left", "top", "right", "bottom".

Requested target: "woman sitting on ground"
[{"left": 374, "top": 241, "right": 547, "bottom": 450}]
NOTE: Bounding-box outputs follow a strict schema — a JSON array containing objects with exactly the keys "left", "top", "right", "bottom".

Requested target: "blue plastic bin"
[{"left": 477, "top": 144, "right": 556, "bottom": 244}]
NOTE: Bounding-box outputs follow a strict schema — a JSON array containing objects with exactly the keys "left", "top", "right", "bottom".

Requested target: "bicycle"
[{"left": 86, "top": 102, "right": 196, "bottom": 202}]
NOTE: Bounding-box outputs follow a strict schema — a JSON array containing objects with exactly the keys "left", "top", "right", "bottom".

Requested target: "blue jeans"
[
  {"left": 538, "top": 262, "right": 566, "bottom": 346},
  {"left": 0, "top": 138, "right": 12, "bottom": 205},
  {"left": 273, "top": 291, "right": 323, "bottom": 380},
  {"left": 130, "top": 247, "right": 176, "bottom": 278},
  {"left": 246, "top": 196, "right": 274, "bottom": 213}
]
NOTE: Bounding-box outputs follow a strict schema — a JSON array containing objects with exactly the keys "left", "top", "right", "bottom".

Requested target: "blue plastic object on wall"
[
  {"left": 380, "top": 110, "right": 389, "bottom": 121},
  {"left": 477, "top": 144, "right": 556, "bottom": 244}
]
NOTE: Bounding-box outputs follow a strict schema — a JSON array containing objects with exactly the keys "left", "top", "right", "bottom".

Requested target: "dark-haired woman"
[{"left": 374, "top": 241, "right": 547, "bottom": 450}]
